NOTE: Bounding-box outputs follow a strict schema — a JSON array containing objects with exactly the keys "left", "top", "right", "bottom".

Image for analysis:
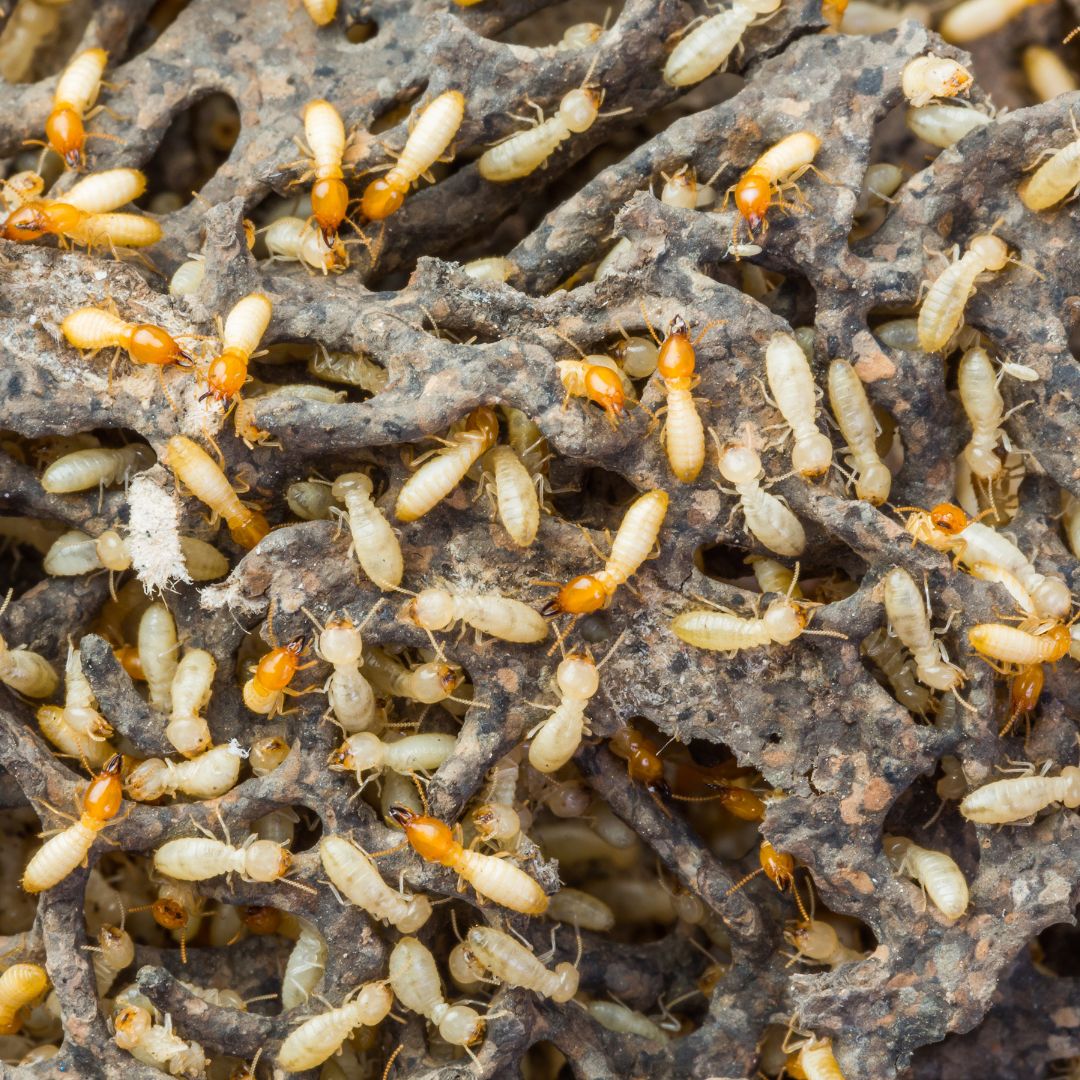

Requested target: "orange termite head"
[
  {"left": 468, "top": 406, "right": 500, "bottom": 442},
  {"left": 311, "top": 176, "right": 350, "bottom": 245},
  {"left": 84, "top": 754, "right": 124, "bottom": 820},
  {"left": 151, "top": 898, "right": 188, "bottom": 930},
  {"left": 1044, "top": 625, "right": 1072, "bottom": 662},
  {"left": 657, "top": 315, "right": 696, "bottom": 381},
  {"left": 360, "top": 176, "right": 406, "bottom": 221},
  {"left": 541, "top": 573, "right": 609, "bottom": 617},
  {"left": 240, "top": 904, "right": 281, "bottom": 934},
  {"left": 126, "top": 325, "right": 190, "bottom": 368},
  {"left": 255, "top": 638, "right": 306, "bottom": 691},
  {"left": 583, "top": 365, "right": 625, "bottom": 421},
  {"left": 204, "top": 347, "right": 248, "bottom": 401},
  {"left": 388, "top": 805, "right": 453, "bottom": 861},
  {"left": 759, "top": 840, "right": 795, "bottom": 890},
  {"left": 717, "top": 786, "right": 767, "bottom": 821},
  {"left": 3, "top": 204, "right": 52, "bottom": 241},
  {"left": 46, "top": 106, "right": 85, "bottom": 169},
  {"left": 929, "top": 503, "right": 969, "bottom": 534},
  {"left": 734, "top": 168, "right": 771, "bottom": 229},
  {"left": 1010, "top": 663, "right": 1044, "bottom": 715},
  {"left": 327, "top": 743, "right": 355, "bottom": 770}
]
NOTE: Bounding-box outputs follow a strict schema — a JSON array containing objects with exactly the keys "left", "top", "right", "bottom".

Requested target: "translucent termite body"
[
  {"left": 0, "top": 964, "right": 49, "bottom": 1034},
  {"left": 359, "top": 647, "right": 459, "bottom": 709},
  {"left": 663, "top": 0, "right": 781, "bottom": 86},
  {"left": 940, "top": 0, "right": 1044, "bottom": 42},
  {"left": 389, "top": 936, "right": 485, "bottom": 1047},
  {"left": 854, "top": 163, "right": 904, "bottom": 220},
  {"left": 138, "top": 601, "right": 179, "bottom": 712},
  {"left": 881, "top": 568, "right": 964, "bottom": 692},
  {"left": 277, "top": 982, "right": 393, "bottom": 1072},
  {"left": 125, "top": 744, "right": 243, "bottom": 801},
  {"left": 153, "top": 834, "right": 292, "bottom": 884},
  {"left": 478, "top": 86, "right": 602, "bottom": 182},
  {"left": 287, "top": 480, "right": 339, "bottom": 521},
  {"left": 840, "top": 0, "right": 930, "bottom": 32},
  {"left": 313, "top": 614, "right": 378, "bottom": 733},
  {"left": 731, "top": 131, "right": 821, "bottom": 237},
  {"left": 785, "top": 918, "right": 865, "bottom": 967},
  {"left": 46, "top": 47, "right": 108, "bottom": 168},
  {"left": 281, "top": 916, "right": 327, "bottom": 1009},
  {"left": 88, "top": 924, "right": 135, "bottom": 996},
  {"left": 547, "top": 888, "right": 616, "bottom": 931},
  {"left": 395, "top": 407, "right": 498, "bottom": 521},
  {"left": 556, "top": 358, "right": 627, "bottom": 426},
  {"left": 484, "top": 444, "right": 541, "bottom": 547},
  {"left": 764, "top": 332, "right": 832, "bottom": 477},
  {"left": 264, "top": 215, "right": 348, "bottom": 273},
  {"left": 22, "top": 755, "right": 124, "bottom": 893},
  {"left": 330, "top": 731, "right": 457, "bottom": 785},
  {"left": 320, "top": 834, "right": 432, "bottom": 931},
  {"left": 900, "top": 54, "right": 973, "bottom": 108},
  {"left": 463, "top": 926, "right": 579, "bottom": 1001},
  {"left": 543, "top": 489, "right": 669, "bottom": 615},
  {"left": 163, "top": 436, "right": 270, "bottom": 549},
  {"left": 654, "top": 316, "right": 706, "bottom": 482},
  {"left": 588, "top": 1000, "right": 669, "bottom": 1043},
  {"left": 113, "top": 1001, "right": 207, "bottom": 1077},
  {"left": 860, "top": 627, "right": 933, "bottom": 716},
  {"left": 1020, "top": 119, "right": 1080, "bottom": 211},
  {"left": 301, "top": 99, "right": 348, "bottom": 244},
  {"left": 42, "top": 443, "right": 154, "bottom": 494},
  {"left": 884, "top": 835, "right": 969, "bottom": 920},
  {"left": 361, "top": 90, "right": 465, "bottom": 219},
  {"left": 166, "top": 648, "right": 216, "bottom": 756},
  {"left": 717, "top": 441, "right": 806, "bottom": 556},
  {"left": 747, "top": 554, "right": 801, "bottom": 597},
  {"left": 672, "top": 595, "right": 810, "bottom": 653},
  {"left": 404, "top": 587, "right": 549, "bottom": 644},
  {"left": 960, "top": 763, "right": 1080, "bottom": 823},
  {"left": 528, "top": 654, "right": 600, "bottom": 773},
  {"left": 916, "top": 233, "right": 1010, "bottom": 352},
  {"left": 827, "top": 359, "right": 892, "bottom": 505},
  {"left": 389, "top": 804, "right": 549, "bottom": 914},
  {"left": 331, "top": 473, "right": 403, "bottom": 589},
  {"left": 906, "top": 103, "right": 991, "bottom": 147},
  {"left": 968, "top": 621, "right": 1071, "bottom": 667},
  {"left": 463, "top": 255, "right": 515, "bottom": 282},
  {"left": 0, "top": 625, "right": 58, "bottom": 698},
  {"left": 204, "top": 292, "right": 272, "bottom": 403},
  {"left": 957, "top": 346, "right": 1005, "bottom": 479}
]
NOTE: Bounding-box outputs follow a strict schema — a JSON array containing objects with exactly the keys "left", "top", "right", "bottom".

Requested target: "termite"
[
  {"left": 940, "top": 0, "right": 1046, "bottom": 42},
  {"left": 556, "top": 356, "right": 629, "bottom": 427},
  {"left": 827, "top": 359, "right": 892, "bottom": 505},
  {"left": 0, "top": 964, "right": 49, "bottom": 1034},
  {"left": 543, "top": 488, "right": 669, "bottom": 616},
  {"left": 243, "top": 629, "right": 317, "bottom": 718},
  {"left": 42, "top": 47, "right": 110, "bottom": 169},
  {"left": 588, "top": 1000, "right": 669, "bottom": 1043},
  {"left": 87, "top": 922, "right": 135, "bottom": 997},
  {"left": 663, "top": 0, "right": 781, "bottom": 86},
  {"left": 281, "top": 917, "right": 327, "bottom": 1010},
  {"left": 361, "top": 90, "right": 465, "bottom": 219},
  {"left": 853, "top": 163, "right": 904, "bottom": 222},
  {"left": 1022, "top": 46, "right": 1078, "bottom": 103},
  {"left": 203, "top": 292, "right": 273, "bottom": 403},
  {"left": 60, "top": 644, "right": 111, "bottom": 743},
  {"left": 329, "top": 731, "right": 457, "bottom": 786},
  {"left": 362, "top": 645, "right": 463, "bottom": 707},
  {"left": 785, "top": 917, "right": 866, "bottom": 968},
  {"left": 483, "top": 444, "right": 541, "bottom": 547},
  {"left": 764, "top": 332, "right": 832, "bottom": 478},
  {"left": 41, "top": 443, "right": 154, "bottom": 494},
  {"left": 960, "top": 759, "right": 1080, "bottom": 823},
  {"left": 900, "top": 54, "right": 973, "bottom": 108},
  {"left": 278, "top": 981, "right": 393, "bottom": 1072},
  {"left": 528, "top": 653, "right": 603, "bottom": 774},
  {"left": 968, "top": 620, "right": 1071, "bottom": 670},
  {"left": 906, "top": 102, "right": 991, "bottom": 148},
  {"left": 22, "top": 754, "right": 124, "bottom": 893},
  {"left": 747, "top": 554, "right": 801, "bottom": 598},
  {"left": 649, "top": 315, "right": 710, "bottom": 482},
  {"left": 613, "top": 334, "right": 660, "bottom": 379},
  {"left": 60, "top": 308, "right": 192, "bottom": 382},
  {"left": 403, "top": 586, "right": 549, "bottom": 646},
  {"left": 2, "top": 196, "right": 161, "bottom": 249},
  {"left": 782, "top": 1031, "right": 848, "bottom": 1080},
  {"left": 395, "top": 407, "right": 498, "bottom": 522},
  {"left": 727, "top": 131, "right": 822, "bottom": 244},
  {"left": 302, "top": 0, "right": 337, "bottom": 25},
  {"left": 860, "top": 627, "right": 933, "bottom": 716},
  {"left": 883, "top": 835, "right": 969, "bottom": 920},
  {"left": 463, "top": 925, "right": 579, "bottom": 1001},
  {"left": 1020, "top": 112, "right": 1080, "bottom": 212},
  {"left": 389, "top": 936, "right": 485, "bottom": 1050},
  {"left": 609, "top": 723, "right": 670, "bottom": 801},
  {"left": 957, "top": 345, "right": 1009, "bottom": 480},
  {"left": 547, "top": 888, "right": 616, "bottom": 931},
  {"left": 126, "top": 743, "right": 243, "bottom": 802},
  {"left": 37, "top": 704, "right": 116, "bottom": 769},
  {"left": 165, "top": 648, "right": 216, "bottom": 756},
  {"left": 264, "top": 215, "right": 348, "bottom": 273},
  {"left": 880, "top": 568, "right": 965, "bottom": 693},
  {"left": 471, "top": 748, "right": 525, "bottom": 851},
  {"left": 388, "top": 803, "right": 549, "bottom": 914},
  {"left": 113, "top": 1000, "right": 207, "bottom": 1077},
  {"left": 331, "top": 473, "right": 404, "bottom": 589},
  {"left": 153, "top": 830, "right": 297, "bottom": 887},
  {"left": 43, "top": 530, "right": 227, "bottom": 582},
  {"left": 163, "top": 435, "right": 270, "bottom": 550},
  {"left": 0, "top": 595, "right": 58, "bottom": 699},
  {"left": 138, "top": 601, "right": 178, "bottom": 712},
  {"left": 916, "top": 232, "right": 1011, "bottom": 352},
  {"left": 298, "top": 99, "right": 349, "bottom": 244},
  {"left": 307, "top": 611, "right": 379, "bottom": 733},
  {"left": 839, "top": 0, "right": 929, "bottom": 31},
  {"left": 287, "top": 479, "right": 340, "bottom": 521},
  {"left": 716, "top": 436, "right": 806, "bottom": 556}
]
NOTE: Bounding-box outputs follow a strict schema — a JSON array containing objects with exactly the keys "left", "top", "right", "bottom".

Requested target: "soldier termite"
[
  {"left": 22, "top": 754, "right": 124, "bottom": 893},
  {"left": 125, "top": 744, "right": 244, "bottom": 801},
  {"left": 163, "top": 435, "right": 270, "bottom": 549},
  {"left": 463, "top": 925, "right": 580, "bottom": 1001},
  {"left": 242, "top": 620, "right": 318, "bottom": 719},
  {"left": 402, "top": 586, "right": 549, "bottom": 647},
  {"left": 2, "top": 195, "right": 161, "bottom": 250},
  {"left": 203, "top": 292, "right": 273, "bottom": 404},
  {"left": 906, "top": 102, "right": 991, "bottom": 148},
  {"left": 663, "top": 0, "right": 782, "bottom": 87},
  {"left": 880, "top": 568, "right": 965, "bottom": 693},
  {"left": 388, "top": 803, "right": 549, "bottom": 914},
  {"left": 278, "top": 982, "right": 393, "bottom": 1072},
  {"left": 763, "top": 332, "right": 833, "bottom": 478},
  {"left": 900, "top": 54, "right": 973, "bottom": 108},
  {"left": 395, "top": 407, "right": 498, "bottom": 522},
  {"left": 883, "top": 835, "right": 969, "bottom": 920},
  {"left": 609, "top": 723, "right": 671, "bottom": 804},
  {"left": 138, "top": 601, "right": 179, "bottom": 712},
  {"left": 940, "top": 0, "right": 1046, "bottom": 42},
  {"left": 363, "top": 645, "right": 465, "bottom": 705},
  {"left": 60, "top": 309, "right": 192, "bottom": 381},
  {"left": 0, "top": 964, "right": 49, "bottom": 1034},
  {"left": 295, "top": 99, "right": 349, "bottom": 245},
  {"left": 556, "top": 356, "right": 629, "bottom": 427},
  {"left": 264, "top": 215, "right": 348, "bottom": 273},
  {"left": 112, "top": 999, "right": 207, "bottom": 1077},
  {"left": 329, "top": 731, "right": 457, "bottom": 788},
  {"left": 1022, "top": 46, "right": 1078, "bottom": 102},
  {"left": 587, "top": 1000, "right": 670, "bottom": 1043},
  {"left": 331, "top": 473, "right": 404, "bottom": 590},
  {"left": 1020, "top": 111, "right": 1080, "bottom": 212},
  {"left": 0, "top": 592, "right": 58, "bottom": 699},
  {"left": 960, "top": 758, "right": 1080, "bottom": 823},
  {"left": 482, "top": 444, "right": 541, "bottom": 547},
  {"left": 360, "top": 90, "right": 466, "bottom": 219},
  {"left": 827, "top": 358, "right": 892, "bottom": 505},
  {"left": 40, "top": 48, "right": 111, "bottom": 169},
  {"left": 726, "top": 840, "right": 800, "bottom": 904}
]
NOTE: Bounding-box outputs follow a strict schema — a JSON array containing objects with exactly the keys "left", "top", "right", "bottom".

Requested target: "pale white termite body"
[
  {"left": 595, "top": 488, "right": 669, "bottom": 593},
  {"left": 884, "top": 835, "right": 969, "bottom": 920},
  {"left": 840, "top": 0, "right": 929, "bottom": 32},
  {"left": 113, "top": 1002, "right": 207, "bottom": 1078},
  {"left": 287, "top": 479, "right": 339, "bottom": 521},
  {"left": 663, "top": 0, "right": 782, "bottom": 87},
  {"left": 672, "top": 595, "right": 808, "bottom": 652},
  {"left": 588, "top": 1000, "right": 669, "bottom": 1043},
  {"left": 881, "top": 568, "right": 964, "bottom": 692},
  {"left": 1021, "top": 122, "right": 1080, "bottom": 211},
  {"left": 45, "top": 531, "right": 227, "bottom": 580},
  {"left": 316, "top": 615, "right": 378, "bottom": 733},
  {"left": 389, "top": 937, "right": 485, "bottom": 1046},
  {"left": 547, "top": 888, "right": 616, "bottom": 931},
  {"left": 785, "top": 918, "right": 866, "bottom": 967},
  {"left": 125, "top": 744, "right": 243, "bottom": 801},
  {"left": 0, "top": 629, "right": 58, "bottom": 697},
  {"left": 54, "top": 47, "right": 107, "bottom": 115},
  {"left": 320, "top": 835, "right": 432, "bottom": 931},
  {"left": 528, "top": 654, "right": 600, "bottom": 773},
  {"left": 41, "top": 444, "right": 154, "bottom": 493},
  {"left": 764, "top": 333, "right": 832, "bottom": 478},
  {"left": 940, "top": 0, "right": 1043, "bottom": 42},
  {"left": 61, "top": 168, "right": 147, "bottom": 213},
  {"left": 304, "top": 98, "right": 345, "bottom": 180},
  {"left": 747, "top": 554, "right": 801, "bottom": 597},
  {"left": 717, "top": 442, "right": 806, "bottom": 556},
  {"left": 827, "top": 359, "right": 892, "bottom": 504},
  {"left": 166, "top": 648, "right": 216, "bottom": 756},
  {"left": 221, "top": 291, "right": 272, "bottom": 360},
  {"left": 379, "top": 90, "right": 465, "bottom": 195},
  {"left": 917, "top": 234, "right": 1010, "bottom": 352},
  {"left": 1022, "top": 45, "right": 1078, "bottom": 102},
  {"left": 332, "top": 731, "right": 457, "bottom": 785},
  {"left": 462, "top": 256, "right": 515, "bottom": 282},
  {"left": 362, "top": 645, "right": 463, "bottom": 704},
  {"left": 62, "top": 644, "right": 111, "bottom": 741},
  {"left": 169, "top": 258, "right": 206, "bottom": 297},
  {"left": 88, "top": 925, "right": 134, "bottom": 997},
  {"left": 900, "top": 54, "right": 973, "bottom": 108},
  {"left": 853, "top": 163, "right": 904, "bottom": 218},
  {"left": 37, "top": 704, "right": 116, "bottom": 768},
  {"left": 404, "top": 587, "right": 548, "bottom": 643},
  {"left": 331, "top": 473, "right": 403, "bottom": 589},
  {"left": 484, "top": 444, "right": 541, "bottom": 547},
  {"left": 277, "top": 982, "right": 393, "bottom": 1072},
  {"left": 281, "top": 916, "right": 327, "bottom": 1010},
  {"left": 960, "top": 765, "right": 1080, "bottom": 823},
  {"left": 138, "top": 601, "right": 179, "bottom": 711},
  {"left": 464, "top": 926, "right": 579, "bottom": 1002},
  {"left": 264, "top": 215, "right": 347, "bottom": 273},
  {"left": 153, "top": 835, "right": 291, "bottom": 884},
  {"left": 472, "top": 749, "right": 524, "bottom": 849},
  {"left": 957, "top": 346, "right": 1005, "bottom": 479},
  {"left": 906, "top": 103, "right": 991, "bottom": 148}
]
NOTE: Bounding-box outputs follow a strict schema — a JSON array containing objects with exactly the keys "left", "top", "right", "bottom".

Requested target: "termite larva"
[
  {"left": 728, "top": 131, "right": 821, "bottom": 242},
  {"left": 287, "top": 479, "right": 339, "bottom": 521},
  {"left": 44, "top": 47, "right": 109, "bottom": 169},
  {"left": 331, "top": 473, "right": 404, "bottom": 589},
  {"left": 125, "top": 744, "right": 244, "bottom": 801},
  {"left": 403, "top": 586, "right": 549, "bottom": 645},
  {"left": 277, "top": 982, "right": 393, "bottom": 1072},
  {"left": 1020, "top": 114, "right": 1080, "bottom": 212},
  {"left": 654, "top": 316, "right": 706, "bottom": 482},
  {"left": 204, "top": 292, "right": 273, "bottom": 403},
  {"left": 1021, "top": 45, "right": 1078, "bottom": 103},
  {"left": 330, "top": 731, "right": 457, "bottom": 786},
  {"left": 281, "top": 916, "right": 327, "bottom": 1009},
  {"left": 881, "top": 568, "right": 965, "bottom": 692},
  {"left": 484, "top": 444, "right": 541, "bottom": 547},
  {"left": 957, "top": 345, "right": 1006, "bottom": 479},
  {"left": 764, "top": 332, "right": 832, "bottom": 478},
  {"left": 916, "top": 232, "right": 1011, "bottom": 352},
  {"left": 362, "top": 646, "right": 464, "bottom": 704},
  {"left": 663, "top": 0, "right": 781, "bottom": 86},
  {"left": 389, "top": 804, "right": 549, "bottom": 914},
  {"left": 853, "top": 162, "right": 904, "bottom": 221},
  {"left": 163, "top": 435, "right": 270, "bottom": 549},
  {"left": 361, "top": 90, "right": 465, "bottom": 219},
  {"left": 153, "top": 833, "right": 293, "bottom": 885},
  {"left": 463, "top": 925, "right": 579, "bottom": 1001},
  {"left": 717, "top": 439, "right": 806, "bottom": 556},
  {"left": 940, "top": 0, "right": 1044, "bottom": 42},
  {"left": 22, "top": 755, "right": 124, "bottom": 893},
  {"left": 113, "top": 1000, "right": 207, "bottom": 1077},
  {"left": 900, "top": 54, "right": 973, "bottom": 108},
  {"left": 860, "top": 627, "right": 933, "bottom": 716},
  {"left": 960, "top": 761, "right": 1080, "bottom": 823},
  {"left": 827, "top": 358, "right": 892, "bottom": 505},
  {"left": 138, "top": 601, "right": 179, "bottom": 712},
  {"left": 528, "top": 654, "right": 600, "bottom": 774},
  {"left": 389, "top": 936, "right": 485, "bottom": 1048},
  {"left": 613, "top": 334, "right": 660, "bottom": 379},
  {"left": 41, "top": 443, "right": 155, "bottom": 493},
  {"left": 0, "top": 964, "right": 49, "bottom": 1034},
  {"left": 264, "top": 215, "right": 348, "bottom": 273},
  {"left": 395, "top": 407, "right": 498, "bottom": 522},
  {"left": 300, "top": 100, "right": 349, "bottom": 244},
  {"left": 883, "top": 835, "right": 969, "bottom": 920},
  {"left": 588, "top": 1000, "right": 669, "bottom": 1043},
  {"left": 906, "top": 102, "right": 991, "bottom": 148}
]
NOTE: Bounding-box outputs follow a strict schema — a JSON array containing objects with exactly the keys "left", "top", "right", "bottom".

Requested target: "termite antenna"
[
  {"left": 382, "top": 1043, "right": 405, "bottom": 1080},
  {"left": 724, "top": 865, "right": 764, "bottom": 897}
]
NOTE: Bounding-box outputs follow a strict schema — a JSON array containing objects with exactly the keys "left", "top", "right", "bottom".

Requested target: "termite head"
[
  {"left": 46, "top": 106, "right": 85, "bottom": 168},
  {"left": 310, "top": 177, "right": 349, "bottom": 246},
  {"left": 713, "top": 785, "right": 767, "bottom": 821},
  {"left": 1042, "top": 624, "right": 1072, "bottom": 662},
  {"left": 658, "top": 316, "right": 695, "bottom": 381},
  {"left": 388, "top": 805, "right": 453, "bottom": 861},
  {"left": 734, "top": 168, "right": 771, "bottom": 229},
  {"left": 411, "top": 660, "right": 464, "bottom": 702},
  {"left": 717, "top": 443, "right": 762, "bottom": 485},
  {"left": 1031, "top": 582, "right": 1073, "bottom": 623},
  {"left": 96, "top": 529, "right": 132, "bottom": 572},
  {"left": 205, "top": 346, "right": 248, "bottom": 401},
  {"left": 969, "top": 233, "right": 1009, "bottom": 271},
  {"left": 759, "top": 840, "right": 795, "bottom": 890},
  {"left": 360, "top": 176, "right": 407, "bottom": 221},
  {"left": 469, "top": 406, "right": 500, "bottom": 443},
  {"left": 330, "top": 732, "right": 383, "bottom": 774},
  {"left": 559, "top": 87, "right": 602, "bottom": 133},
  {"left": 929, "top": 503, "right": 969, "bottom": 535},
  {"left": 151, "top": 898, "right": 188, "bottom": 930},
  {"left": 437, "top": 1003, "right": 486, "bottom": 1046},
  {"left": 542, "top": 574, "right": 608, "bottom": 616},
  {"left": 762, "top": 597, "right": 807, "bottom": 644},
  {"left": 255, "top": 638, "right": 306, "bottom": 690},
  {"left": 98, "top": 924, "right": 135, "bottom": 969},
  {"left": 963, "top": 444, "right": 1002, "bottom": 480},
  {"left": 556, "top": 653, "right": 600, "bottom": 699},
  {"left": 660, "top": 168, "right": 698, "bottom": 210},
  {"left": 408, "top": 588, "right": 454, "bottom": 631},
  {"left": 319, "top": 617, "right": 363, "bottom": 666},
  {"left": 126, "top": 325, "right": 190, "bottom": 368},
  {"left": 784, "top": 918, "right": 837, "bottom": 959},
  {"left": 240, "top": 905, "right": 281, "bottom": 934},
  {"left": 84, "top": 754, "right": 124, "bottom": 820},
  {"left": 331, "top": 472, "right": 374, "bottom": 499},
  {"left": 113, "top": 1005, "right": 151, "bottom": 1049},
  {"left": 583, "top": 364, "right": 625, "bottom": 422},
  {"left": 245, "top": 839, "right": 291, "bottom": 882},
  {"left": 249, "top": 735, "right": 291, "bottom": 776},
  {"left": 2, "top": 204, "right": 55, "bottom": 241}
]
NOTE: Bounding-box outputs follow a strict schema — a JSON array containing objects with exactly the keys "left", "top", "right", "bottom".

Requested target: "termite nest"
[{"left": 0, "top": 0, "right": 1079, "bottom": 1077}]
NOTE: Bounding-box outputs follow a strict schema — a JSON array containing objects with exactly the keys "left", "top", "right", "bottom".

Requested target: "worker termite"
[
  {"left": 957, "top": 345, "right": 1014, "bottom": 481},
  {"left": 22, "top": 754, "right": 124, "bottom": 893},
  {"left": 968, "top": 619, "right": 1071, "bottom": 671},
  {"left": 43, "top": 530, "right": 228, "bottom": 583},
  {"left": 483, "top": 444, "right": 541, "bottom": 548},
  {"left": 113, "top": 998, "right": 207, "bottom": 1077},
  {"left": 295, "top": 99, "right": 349, "bottom": 245},
  {"left": 203, "top": 292, "right": 273, "bottom": 404},
  {"left": 763, "top": 332, "right": 832, "bottom": 478},
  {"left": 363, "top": 645, "right": 465, "bottom": 705},
  {"left": 41, "top": 47, "right": 110, "bottom": 169},
  {"left": 277, "top": 982, "right": 393, "bottom": 1072},
  {"left": 305, "top": 610, "right": 379, "bottom": 733},
  {"left": 1020, "top": 112, "right": 1080, "bottom": 212},
  {"left": 163, "top": 435, "right": 270, "bottom": 550},
  {"left": 663, "top": 0, "right": 781, "bottom": 86},
  {"left": 138, "top": 601, "right": 179, "bottom": 712},
  {"left": 41, "top": 443, "right": 155, "bottom": 494},
  {"left": 329, "top": 731, "right": 458, "bottom": 787},
  {"left": 588, "top": 999, "right": 670, "bottom": 1043},
  {"left": 86, "top": 922, "right": 135, "bottom": 997},
  {"left": 839, "top": 0, "right": 929, "bottom": 31},
  {"left": 37, "top": 704, "right": 116, "bottom": 770},
  {"left": 402, "top": 586, "right": 549, "bottom": 648},
  {"left": 125, "top": 744, "right": 244, "bottom": 801},
  {"left": 165, "top": 648, "right": 216, "bottom": 756},
  {"left": 781, "top": 1028, "right": 848, "bottom": 1080},
  {"left": 361, "top": 90, "right": 465, "bottom": 219},
  {"left": 900, "top": 54, "right": 973, "bottom": 108},
  {"left": 462, "top": 255, "right": 516, "bottom": 282},
  {"left": 860, "top": 627, "right": 933, "bottom": 716},
  {"left": 827, "top": 358, "right": 892, "bottom": 505},
  {"left": 1022, "top": 46, "right": 1078, "bottom": 102},
  {"left": 880, "top": 568, "right": 965, "bottom": 693},
  {"left": 395, "top": 407, "right": 498, "bottom": 522},
  {"left": 280, "top": 916, "right": 327, "bottom": 1010},
  {"left": 916, "top": 231, "right": 1012, "bottom": 353},
  {"left": 883, "top": 835, "right": 969, "bottom": 920},
  {"left": 940, "top": 0, "right": 1046, "bottom": 43},
  {"left": 0, "top": 595, "right": 59, "bottom": 699},
  {"left": 390, "top": 936, "right": 485, "bottom": 1051},
  {"left": 906, "top": 102, "right": 991, "bottom": 148},
  {"left": 543, "top": 488, "right": 669, "bottom": 616},
  {"left": 0, "top": 964, "right": 49, "bottom": 1034},
  {"left": 60, "top": 644, "right": 111, "bottom": 742},
  {"left": 463, "top": 925, "right": 579, "bottom": 1002},
  {"left": 264, "top": 215, "right": 348, "bottom": 273},
  {"left": 388, "top": 803, "right": 549, "bottom": 914},
  {"left": 747, "top": 554, "right": 801, "bottom": 597},
  {"left": 153, "top": 827, "right": 302, "bottom": 889},
  {"left": 960, "top": 759, "right": 1080, "bottom": 823},
  {"left": 331, "top": 473, "right": 404, "bottom": 590},
  {"left": 727, "top": 131, "right": 822, "bottom": 244},
  {"left": 785, "top": 915, "right": 866, "bottom": 968},
  {"left": 716, "top": 436, "right": 806, "bottom": 556},
  {"left": 547, "top": 888, "right": 616, "bottom": 931}
]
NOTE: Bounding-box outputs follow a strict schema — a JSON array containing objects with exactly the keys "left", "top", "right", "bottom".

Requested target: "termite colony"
[{"left": 0, "top": 0, "right": 1079, "bottom": 1077}]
